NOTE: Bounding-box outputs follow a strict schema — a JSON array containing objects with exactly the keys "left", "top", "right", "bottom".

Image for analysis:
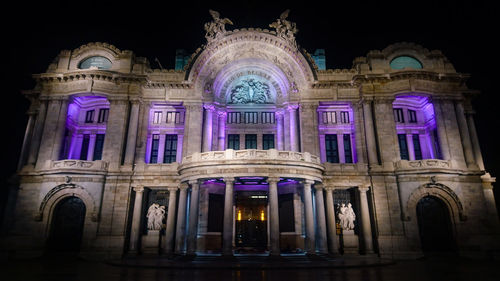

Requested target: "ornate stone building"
[{"left": 3, "top": 12, "right": 499, "bottom": 259}]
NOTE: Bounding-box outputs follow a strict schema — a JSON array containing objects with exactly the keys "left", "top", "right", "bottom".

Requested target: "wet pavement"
[{"left": 2, "top": 254, "right": 500, "bottom": 281}]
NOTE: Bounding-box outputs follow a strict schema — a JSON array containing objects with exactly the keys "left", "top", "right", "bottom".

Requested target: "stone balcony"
[{"left": 179, "top": 149, "right": 324, "bottom": 182}]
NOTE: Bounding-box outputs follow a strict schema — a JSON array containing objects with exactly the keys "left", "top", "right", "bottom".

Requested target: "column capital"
[
  {"left": 314, "top": 183, "right": 324, "bottom": 191},
  {"left": 217, "top": 110, "right": 227, "bottom": 117},
  {"left": 275, "top": 108, "right": 285, "bottom": 117},
  {"left": 303, "top": 179, "right": 315, "bottom": 186},
  {"left": 188, "top": 179, "right": 200, "bottom": 186},
  {"left": 167, "top": 187, "right": 178, "bottom": 192},
  {"left": 286, "top": 103, "right": 299, "bottom": 111},
  {"left": 223, "top": 177, "right": 235, "bottom": 183},
  {"left": 324, "top": 186, "right": 336, "bottom": 192},
  {"left": 133, "top": 186, "right": 145, "bottom": 193},
  {"left": 358, "top": 186, "right": 370, "bottom": 193},
  {"left": 267, "top": 177, "right": 281, "bottom": 183},
  {"left": 203, "top": 103, "right": 216, "bottom": 111},
  {"left": 179, "top": 182, "right": 190, "bottom": 190}
]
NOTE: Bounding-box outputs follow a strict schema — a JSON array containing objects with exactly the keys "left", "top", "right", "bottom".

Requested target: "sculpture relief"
[
  {"left": 204, "top": 10, "right": 233, "bottom": 43},
  {"left": 146, "top": 203, "right": 166, "bottom": 231},
  {"left": 269, "top": 10, "right": 298, "bottom": 48},
  {"left": 338, "top": 203, "right": 356, "bottom": 231},
  {"left": 229, "top": 78, "right": 272, "bottom": 104}
]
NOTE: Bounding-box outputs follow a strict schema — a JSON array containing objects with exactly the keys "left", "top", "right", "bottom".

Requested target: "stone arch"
[
  {"left": 37, "top": 182, "right": 98, "bottom": 225},
  {"left": 68, "top": 42, "right": 132, "bottom": 72},
  {"left": 405, "top": 182, "right": 466, "bottom": 223},
  {"left": 186, "top": 29, "right": 315, "bottom": 103}
]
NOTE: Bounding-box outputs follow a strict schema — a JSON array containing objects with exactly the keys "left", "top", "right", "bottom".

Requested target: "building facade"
[{"left": 3, "top": 14, "right": 500, "bottom": 259}]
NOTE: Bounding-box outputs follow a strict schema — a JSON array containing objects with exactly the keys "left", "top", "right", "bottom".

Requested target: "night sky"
[{"left": 2, "top": 1, "right": 499, "bottom": 212}]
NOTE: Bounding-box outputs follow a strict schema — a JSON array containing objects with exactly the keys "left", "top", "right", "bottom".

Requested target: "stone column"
[
  {"left": 433, "top": 99, "right": 451, "bottom": 160},
  {"left": 175, "top": 183, "right": 189, "bottom": 254},
  {"left": 87, "top": 134, "right": 97, "bottom": 161},
  {"left": 222, "top": 177, "right": 235, "bottom": 255},
  {"left": 303, "top": 180, "right": 316, "bottom": 253},
  {"left": 352, "top": 103, "right": 366, "bottom": 164},
  {"left": 466, "top": 112, "right": 485, "bottom": 171},
  {"left": 406, "top": 134, "right": 415, "bottom": 160},
  {"left": 36, "top": 98, "right": 67, "bottom": 169},
  {"left": 51, "top": 97, "right": 69, "bottom": 160},
  {"left": 135, "top": 101, "right": 151, "bottom": 164},
  {"left": 202, "top": 104, "right": 215, "bottom": 152},
  {"left": 163, "top": 187, "right": 178, "bottom": 255},
  {"left": 187, "top": 180, "right": 200, "bottom": 255},
  {"left": 455, "top": 102, "right": 476, "bottom": 167},
  {"left": 27, "top": 99, "right": 47, "bottom": 166},
  {"left": 102, "top": 99, "right": 129, "bottom": 170},
  {"left": 124, "top": 100, "right": 141, "bottom": 165},
  {"left": 18, "top": 111, "right": 36, "bottom": 170},
  {"left": 314, "top": 184, "right": 328, "bottom": 254},
  {"left": 362, "top": 99, "right": 378, "bottom": 165},
  {"left": 183, "top": 103, "right": 203, "bottom": 157},
  {"left": 325, "top": 187, "right": 339, "bottom": 254},
  {"left": 275, "top": 109, "right": 285, "bottom": 150},
  {"left": 129, "top": 186, "right": 145, "bottom": 253},
  {"left": 299, "top": 103, "right": 319, "bottom": 155},
  {"left": 358, "top": 186, "right": 373, "bottom": 253},
  {"left": 267, "top": 177, "right": 280, "bottom": 255},
  {"left": 217, "top": 111, "right": 227, "bottom": 151},
  {"left": 287, "top": 104, "right": 300, "bottom": 152}
]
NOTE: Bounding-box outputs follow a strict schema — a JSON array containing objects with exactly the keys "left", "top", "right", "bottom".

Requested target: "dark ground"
[{"left": 1, "top": 255, "right": 499, "bottom": 281}]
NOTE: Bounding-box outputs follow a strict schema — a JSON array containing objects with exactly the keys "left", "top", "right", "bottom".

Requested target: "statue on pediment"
[
  {"left": 269, "top": 9, "right": 298, "bottom": 47},
  {"left": 204, "top": 10, "right": 233, "bottom": 43}
]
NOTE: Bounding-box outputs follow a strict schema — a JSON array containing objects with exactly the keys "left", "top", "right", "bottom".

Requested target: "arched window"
[
  {"left": 390, "top": 56, "right": 423, "bottom": 70},
  {"left": 79, "top": 56, "right": 112, "bottom": 70}
]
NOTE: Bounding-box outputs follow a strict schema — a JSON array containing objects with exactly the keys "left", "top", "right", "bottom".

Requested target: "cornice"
[
  {"left": 352, "top": 71, "right": 469, "bottom": 84},
  {"left": 33, "top": 70, "right": 147, "bottom": 84}
]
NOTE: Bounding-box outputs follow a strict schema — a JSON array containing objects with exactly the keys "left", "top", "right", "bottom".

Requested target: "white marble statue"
[
  {"left": 269, "top": 10, "right": 298, "bottom": 47},
  {"left": 146, "top": 203, "right": 165, "bottom": 231},
  {"left": 338, "top": 203, "right": 356, "bottom": 231}
]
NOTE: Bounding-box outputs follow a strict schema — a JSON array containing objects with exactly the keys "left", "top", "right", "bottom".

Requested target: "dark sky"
[{"left": 2, "top": 1, "right": 499, "bottom": 207}]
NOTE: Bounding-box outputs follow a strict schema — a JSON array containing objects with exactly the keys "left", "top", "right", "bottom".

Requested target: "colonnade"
[{"left": 128, "top": 179, "right": 375, "bottom": 256}]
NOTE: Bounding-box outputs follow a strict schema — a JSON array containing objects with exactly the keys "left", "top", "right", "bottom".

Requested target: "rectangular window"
[
  {"left": 85, "top": 110, "right": 95, "bottom": 123},
  {"left": 245, "top": 134, "right": 257, "bottom": 149},
  {"left": 322, "top": 111, "right": 337, "bottom": 124},
  {"left": 97, "top": 108, "right": 109, "bottom": 123},
  {"left": 325, "top": 134, "right": 339, "bottom": 163},
  {"left": 408, "top": 109, "right": 417, "bottom": 123},
  {"left": 163, "top": 134, "right": 178, "bottom": 163},
  {"left": 153, "top": 111, "right": 163, "bottom": 124},
  {"left": 80, "top": 134, "right": 90, "bottom": 160},
  {"left": 340, "top": 111, "right": 350, "bottom": 123},
  {"left": 150, "top": 134, "right": 160, "bottom": 163},
  {"left": 166, "top": 111, "right": 181, "bottom": 124},
  {"left": 261, "top": 112, "right": 275, "bottom": 124},
  {"left": 343, "top": 134, "right": 353, "bottom": 163},
  {"left": 92, "top": 134, "right": 105, "bottom": 160},
  {"left": 262, "top": 134, "right": 275, "bottom": 150},
  {"left": 227, "top": 134, "right": 240, "bottom": 150},
  {"left": 394, "top": 108, "right": 405, "bottom": 123},
  {"left": 413, "top": 134, "right": 422, "bottom": 160},
  {"left": 398, "top": 134, "right": 409, "bottom": 160},
  {"left": 244, "top": 112, "right": 258, "bottom": 124},
  {"left": 227, "top": 112, "right": 241, "bottom": 124}
]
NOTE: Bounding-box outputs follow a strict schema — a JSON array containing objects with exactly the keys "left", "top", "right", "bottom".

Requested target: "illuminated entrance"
[{"left": 235, "top": 183, "right": 268, "bottom": 250}]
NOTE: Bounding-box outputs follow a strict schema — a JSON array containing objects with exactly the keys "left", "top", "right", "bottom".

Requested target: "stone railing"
[
  {"left": 48, "top": 159, "right": 109, "bottom": 172},
  {"left": 182, "top": 149, "right": 322, "bottom": 165},
  {"left": 394, "top": 159, "right": 452, "bottom": 171}
]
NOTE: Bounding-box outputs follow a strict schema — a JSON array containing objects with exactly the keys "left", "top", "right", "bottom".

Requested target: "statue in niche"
[
  {"left": 338, "top": 203, "right": 356, "bottom": 231},
  {"left": 146, "top": 203, "right": 165, "bottom": 231},
  {"left": 204, "top": 9, "right": 233, "bottom": 42},
  {"left": 269, "top": 9, "right": 298, "bottom": 47},
  {"left": 229, "top": 78, "right": 271, "bottom": 104}
]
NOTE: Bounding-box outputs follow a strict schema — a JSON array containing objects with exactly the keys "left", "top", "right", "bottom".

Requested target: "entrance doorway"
[
  {"left": 235, "top": 191, "right": 268, "bottom": 251},
  {"left": 416, "top": 196, "right": 455, "bottom": 252},
  {"left": 47, "top": 196, "right": 86, "bottom": 252}
]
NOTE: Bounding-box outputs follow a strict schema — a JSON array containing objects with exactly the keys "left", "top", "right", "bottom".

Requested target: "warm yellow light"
[
  {"left": 260, "top": 210, "right": 265, "bottom": 221},
  {"left": 237, "top": 210, "right": 242, "bottom": 221}
]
